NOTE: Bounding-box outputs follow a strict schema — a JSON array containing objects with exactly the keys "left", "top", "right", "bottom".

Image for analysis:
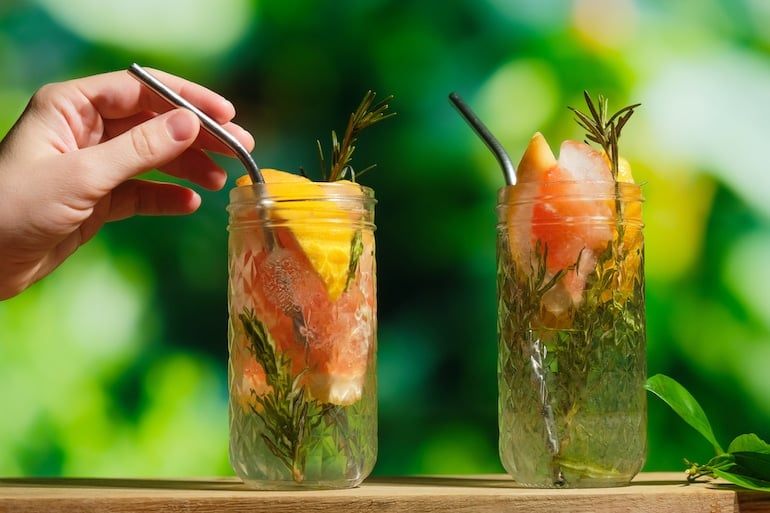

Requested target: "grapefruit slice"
[
  {"left": 235, "top": 170, "right": 374, "bottom": 405},
  {"left": 506, "top": 134, "right": 627, "bottom": 313},
  {"left": 243, "top": 212, "right": 373, "bottom": 406}
]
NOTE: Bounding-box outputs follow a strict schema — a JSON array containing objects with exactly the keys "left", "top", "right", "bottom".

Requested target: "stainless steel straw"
[
  {"left": 128, "top": 63, "right": 264, "bottom": 184},
  {"left": 128, "top": 65, "right": 313, "bottom": 348},
  {"left": 450, "top": 91, "right": 567, "bottom": 484},
  {"left": 448, "top": 92, "right": 516, "bottom": 186}
]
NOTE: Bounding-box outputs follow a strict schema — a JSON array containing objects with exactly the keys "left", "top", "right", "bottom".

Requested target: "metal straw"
[
  {"left": 448, "top": 92, "right": 516, "bottom": 186},
  {"left": 450, "top": 92, "right": 567, "bottom": 483},
  {"left": 128, "top": 65, "right": 312, "bottom": 349},
  {"left": 128, "top": 63, "right": 264, "bottom": 184}
]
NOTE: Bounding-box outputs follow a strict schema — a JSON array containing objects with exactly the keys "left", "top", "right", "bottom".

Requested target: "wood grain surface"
[{"left": 1, "top": 472, "right": 767, "bottom": 512}]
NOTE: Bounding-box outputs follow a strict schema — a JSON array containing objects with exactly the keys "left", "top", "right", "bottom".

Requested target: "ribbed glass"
[
  {"left": 496, "top": 181, "right": 646, "bottom": 488},
  {"left": 227, "top": 182, "right": 377, "bottom": 490}
]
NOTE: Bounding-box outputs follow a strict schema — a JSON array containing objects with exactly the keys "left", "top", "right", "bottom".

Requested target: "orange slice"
[
  {"left": 238, "top": 169, "right": 361, "bottom": 301},
  {"left": 517, "top": 132, "right": 556, "bottom": 183}
]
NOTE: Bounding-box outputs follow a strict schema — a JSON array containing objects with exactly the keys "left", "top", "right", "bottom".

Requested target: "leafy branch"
[
  {"left": 568, "top": 91, "right": 640, "bottom": 180},
  {"left": 646, "top": 374, "right": 770, "bottom": 492},
  {"left": 318, "top": 90, "right": 396, "bottom": 182}
]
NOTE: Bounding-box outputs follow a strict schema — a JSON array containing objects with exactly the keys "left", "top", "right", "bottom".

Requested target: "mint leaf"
[{"left": 645, "top": 374, "right": 724, "bottom": 454}]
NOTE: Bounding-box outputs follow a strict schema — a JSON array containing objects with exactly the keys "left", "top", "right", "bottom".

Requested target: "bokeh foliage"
[{"left": 2, "top": 0, "right": 770, "bottom": 477}]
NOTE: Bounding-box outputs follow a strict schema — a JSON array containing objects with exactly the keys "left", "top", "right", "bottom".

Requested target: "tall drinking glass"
[
  {"left": 227, "top": 181, "right": 377, "bottom": 490},
  {"left": 496, "top": 180, "right": 646, "bottom": 488}
]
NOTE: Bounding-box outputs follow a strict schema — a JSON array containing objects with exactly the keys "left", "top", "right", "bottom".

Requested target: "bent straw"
[
  {"left": 451, "top": 92, "right": 567, "bottom": 484},
  {"left": 128, "top": 63, "right": 264, "bottom": 184},
  {"left": 448, "top": 92, "right": 516, "bottom": 186},
  {"left": 129, "top": 65, "right": 313, "bottom": 347}
]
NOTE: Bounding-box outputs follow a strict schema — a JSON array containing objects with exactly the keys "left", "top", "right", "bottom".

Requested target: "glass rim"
[
  {"left": 229, "top": 181, "right": 376, "bottom": 204},
  {"left": 497, "top": 180, "right": 644, "bottom": 202},
  {"left": 498, "top": 180, "right": 643, "bottom": 189}
]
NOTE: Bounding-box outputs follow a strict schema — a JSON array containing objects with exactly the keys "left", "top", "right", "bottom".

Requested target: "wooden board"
[{"left": 0, "top": 472, "right": 768, "bottom": 513}]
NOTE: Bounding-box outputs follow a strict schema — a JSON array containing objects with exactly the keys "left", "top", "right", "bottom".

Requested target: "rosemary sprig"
[
  {"left": 239, "top": 308, "right": 333, "bottom": 483},
  {"left": 568, "top": 91, "right": 640, "bottom": 180},
  {"left": 345, "top": 231, "right": 364, "bottom": 293},
  {"left": 318, "top": 91, "right": 395, "bottom": 182},
  {"left": 568, "top": 92, "right": 641, "bottom": 250}
]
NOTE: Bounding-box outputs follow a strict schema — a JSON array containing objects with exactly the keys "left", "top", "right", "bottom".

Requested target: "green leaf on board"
[
  {"left": 644, "top": 374, "right": 724, "bottom": 454},
  {"left": 710, "top": 464, "right": 770, "bottom": 492},
  {"left": 648, "top": 375, "right": 770, "bottom": 492},
  {"left": 728, "top": 433, "right": 770, "bottom": 454},
  {"left": 732, "top": 451, "right": 770, "bottom": 479}
]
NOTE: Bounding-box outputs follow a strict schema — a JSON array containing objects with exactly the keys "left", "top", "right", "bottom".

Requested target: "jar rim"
[
  {"left": 497, "top": 180, "right": 643, "bottom": 202},
  {"left": 498, "top": 180, "right": 644, "bottom": 192},
  {"left": 498, "top": 180, "right": 642, "bottom": 189},
  {"left": 229, "top": 181, "right": 375, "bottom": 204}
]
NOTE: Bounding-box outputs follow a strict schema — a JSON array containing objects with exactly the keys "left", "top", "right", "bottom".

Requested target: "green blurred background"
[{"left": 2, "top": 0, "right": 770, "bottom": 477}]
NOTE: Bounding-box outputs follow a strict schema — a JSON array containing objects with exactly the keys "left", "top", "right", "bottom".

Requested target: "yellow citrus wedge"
[
  {"left": 617, "top": 156, "right": 634, "bottom": 183},
  {"left": 237, "top": 169, "right": 361, "bottom": 301}
]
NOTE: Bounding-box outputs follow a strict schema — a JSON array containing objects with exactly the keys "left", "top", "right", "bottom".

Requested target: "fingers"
[
  {"left": 67, "top": 67, "right": 255, "bottom": 154},
  {"left": 71, "top": 109, "right": 202, "bottom": 193},
  {"left": 104, "top": 179, "right": 202, "bottom": 221},
  {"left": 73, "top": 68, "right": 237, "bottom": 125},
  {"left": 158, "top": 147, "right": 227, "bottom": 191},
  {"left": 104, "top": 112, "right": 255, "bottom": 158},
  {"left": 32, "top": 68, "right": 255, "bottom": 185}
]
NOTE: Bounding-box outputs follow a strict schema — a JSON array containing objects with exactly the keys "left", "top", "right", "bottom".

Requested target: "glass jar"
[
  {"left": 496, "top": 180, "right": 646, "bottom": 488},
  {"left": 227, "top": 181, "right": 377, "bottom": 490}
]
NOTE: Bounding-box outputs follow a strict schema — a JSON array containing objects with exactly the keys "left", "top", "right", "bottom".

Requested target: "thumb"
[{"left": 85, "top": 109, "right": 200, "bottom": 187}]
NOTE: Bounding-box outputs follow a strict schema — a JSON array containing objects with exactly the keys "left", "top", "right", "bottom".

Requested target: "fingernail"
[{"left": 166, "top": 110, "right": 197, "bottom": 141}]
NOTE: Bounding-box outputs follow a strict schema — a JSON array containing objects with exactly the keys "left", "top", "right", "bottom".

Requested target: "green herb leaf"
[
  {"left": 345, "top": 230, "right": 363, "bottom": 292},
  {"left": 568, "top": 91, "right": 640, "bottom": 179},
  {"left": 648, "top": 375, "right": 770, "bottom": 491},
  {"left": 239, "top": 309, "right": 320, "bottom": 483},
  {"left": 645, "top": 374, "right": 724, "bottom": 454},
  {"left": 692, "top": 446, "right": 770, "bottom": 491},
  {"left": 710, "top": 462, "right": 770, "bottom": 492},
  {"left": 319, "top": 90, "right": 395, "bottom": 182},
  {"left": 729, "top": 433, "right": 770, "bottom": 454},
  {"left": 733, "top": 451, "right": 770, "bottom": 479}
]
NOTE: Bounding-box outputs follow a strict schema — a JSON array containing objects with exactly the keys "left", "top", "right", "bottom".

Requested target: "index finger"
[{"left": 70, "top": 67, "right": 238, "bottom": 125}]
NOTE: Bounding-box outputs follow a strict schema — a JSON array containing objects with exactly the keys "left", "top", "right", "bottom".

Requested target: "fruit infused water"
[
  {"left": 227, "top": 93, "right": 392, "bottom": 490},
  {"left": 496, "top": 94, "right": 646, "bottom": 488},
  {"left": 228, "top": 171, "right": 376, "bottom": 489}
]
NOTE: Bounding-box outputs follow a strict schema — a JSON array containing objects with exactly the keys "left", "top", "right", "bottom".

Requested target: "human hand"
[{"left": 0, "top": 68, "right": 255, "bottom": 300}]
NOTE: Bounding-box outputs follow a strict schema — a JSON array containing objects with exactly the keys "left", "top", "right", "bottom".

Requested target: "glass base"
[
  {"left": 239, "top": 476, "right": 365, "bottom": 491},
  {"left": 509, "top": 476, "right": 632, "bottom": 489}
]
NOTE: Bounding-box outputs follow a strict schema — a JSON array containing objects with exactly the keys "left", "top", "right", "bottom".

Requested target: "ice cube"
[{"left": 557, "top": 140, "right": 613, "bottom": 182}]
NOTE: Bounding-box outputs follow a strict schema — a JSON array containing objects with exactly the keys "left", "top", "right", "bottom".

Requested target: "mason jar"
[
  {"left": 496, "top": 180, "right": 646, "bottom": 488},
  {"left": 227, "top": 180, "right": 377, "bottom": 490}
]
